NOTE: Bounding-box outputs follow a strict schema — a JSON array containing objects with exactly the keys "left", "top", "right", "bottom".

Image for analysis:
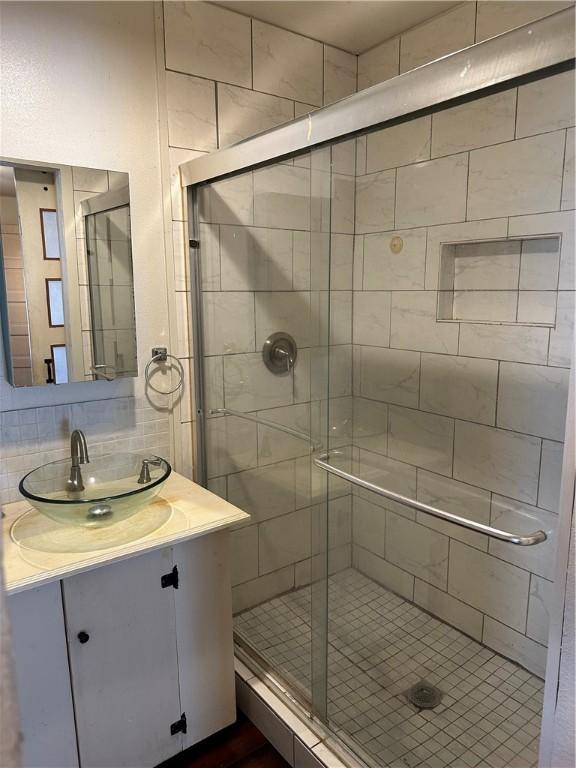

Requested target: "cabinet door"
[
  {"left": 63, "top": 549, "right": 182, "bottom": 767},
  {"left": 174, "top": 531, "right": 236, "bottom": 749},
  {"left": 9, "top": 583, "right": 79, "bottom": 768}
]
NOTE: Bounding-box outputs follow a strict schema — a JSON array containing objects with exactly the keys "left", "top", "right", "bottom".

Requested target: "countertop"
[{"left": 2, "top": 471, "right": 249, "bottom": 594}]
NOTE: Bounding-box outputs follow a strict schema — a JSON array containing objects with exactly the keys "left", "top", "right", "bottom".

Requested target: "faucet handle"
[{"left": 137, "top": 457, "right": 163, "bottom": 484}]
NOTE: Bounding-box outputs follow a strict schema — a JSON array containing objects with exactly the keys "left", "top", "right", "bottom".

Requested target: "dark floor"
[{"left": 157, "top": 712, "right": 290, "bottom": 768}]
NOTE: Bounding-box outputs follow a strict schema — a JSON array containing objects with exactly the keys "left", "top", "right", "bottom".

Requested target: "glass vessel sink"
[{"left": 19, "top": 453, "right": 171, "bottom": 527}]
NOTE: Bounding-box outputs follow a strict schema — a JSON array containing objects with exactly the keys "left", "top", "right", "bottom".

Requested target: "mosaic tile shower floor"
[{"left": 235, "top": 569, "right": 543, "bottom": 768}]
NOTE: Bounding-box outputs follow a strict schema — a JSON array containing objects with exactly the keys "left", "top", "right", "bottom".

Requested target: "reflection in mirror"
[{"left": 0, "top": 160, "right": 138, "bottom": 386}]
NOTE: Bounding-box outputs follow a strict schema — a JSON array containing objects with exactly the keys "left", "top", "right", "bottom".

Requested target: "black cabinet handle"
[{"left": 77, "top": 631, "right": 90, "bottom": 644}]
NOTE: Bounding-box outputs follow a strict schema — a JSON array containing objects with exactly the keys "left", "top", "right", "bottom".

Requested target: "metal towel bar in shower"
[
  {"left": 314, "top": 453, "right": 547, "bottom": 547},
  {"left": 210, "top": 408, "right": 323, "bottom": 450}
]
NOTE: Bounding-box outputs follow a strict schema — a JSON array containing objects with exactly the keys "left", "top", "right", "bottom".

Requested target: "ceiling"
[{"left": 214, "top": 1, "right": 461, "bottom": 54}]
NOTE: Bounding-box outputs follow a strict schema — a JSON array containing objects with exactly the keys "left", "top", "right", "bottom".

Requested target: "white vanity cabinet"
[{"left": 9, "top": 531, "right": 236, "bottom": 768}]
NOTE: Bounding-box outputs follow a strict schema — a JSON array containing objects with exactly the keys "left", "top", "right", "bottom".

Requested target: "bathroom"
[{"left": 0, "top": 1, "right": 574, "bottom": 767}]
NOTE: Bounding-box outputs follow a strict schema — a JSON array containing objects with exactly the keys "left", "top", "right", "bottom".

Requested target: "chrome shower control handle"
[{"left": 262, "top": 332, "right": 297, "bottom": 375}]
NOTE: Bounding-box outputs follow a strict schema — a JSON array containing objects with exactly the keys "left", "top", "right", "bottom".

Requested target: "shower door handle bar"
[
  {"left": 210, "top": 408, "right": 323, "bottom": 450},
  {"left": 313, "top": 454, "right": 547, "bottom": 546}
]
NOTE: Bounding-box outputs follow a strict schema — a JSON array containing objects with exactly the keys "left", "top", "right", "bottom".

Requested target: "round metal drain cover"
[{"left": 406, "top": 682, "right": 442, "bottom": 709}]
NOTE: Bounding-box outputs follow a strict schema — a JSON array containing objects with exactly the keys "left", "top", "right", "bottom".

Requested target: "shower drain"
[{"left": 405, "top": 681, "right": 443, "bottom": 710}]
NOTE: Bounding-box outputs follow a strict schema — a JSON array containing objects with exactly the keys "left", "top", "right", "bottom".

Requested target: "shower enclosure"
[{"left": 184, "top": 11, "right": 574, "bottom": 768}]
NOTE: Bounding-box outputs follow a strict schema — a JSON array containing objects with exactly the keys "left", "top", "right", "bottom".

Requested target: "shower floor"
[{"left": 235, "top": 569, "right": 543, "bottom": 768}]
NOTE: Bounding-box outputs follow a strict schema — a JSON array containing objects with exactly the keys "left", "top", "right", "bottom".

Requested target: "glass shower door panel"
[
  {"left": 325, "top": 78, "right": 573, "bottom": 767},
  {"left": 195, "top": 148, "right": 332, "bottom": 711}
]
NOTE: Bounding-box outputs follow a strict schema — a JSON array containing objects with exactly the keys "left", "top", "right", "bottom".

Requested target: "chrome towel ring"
[{"left": 144, "top": 347, "right": 184, "bottom": 396}]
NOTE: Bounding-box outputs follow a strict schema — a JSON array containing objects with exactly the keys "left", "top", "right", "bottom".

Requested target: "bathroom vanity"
[{"left": 3, "top": 472, "right": 249, "bottom": 768}]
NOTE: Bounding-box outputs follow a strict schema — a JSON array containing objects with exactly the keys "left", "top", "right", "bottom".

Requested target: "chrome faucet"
[{"left": 66, "top": 430, "right": 90, "bottom": 493}]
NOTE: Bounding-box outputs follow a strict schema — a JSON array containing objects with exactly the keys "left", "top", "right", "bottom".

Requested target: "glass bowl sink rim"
[{"left": 19, "top": 453, "right": 172, "bottom": 506}]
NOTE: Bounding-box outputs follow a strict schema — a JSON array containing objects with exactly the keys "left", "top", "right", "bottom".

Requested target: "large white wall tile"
[
  {"left": 198, "top": 173, "right": 254, "bottom": 226},
  {"left": 363, "top": 228, "right": 426, "bottom": 290},
  {"left": 390, "top": 291, "right": 459, "bottom": 354},
  {"left": 459, "top": 323, "right": 549, "bottom": 364},
  {"left": 255, "top": 292, "right": 315, "bottom": 349},
  {"left": 223, "top": 353, "right": 293, "bottom": 412},
  {"left": 497, "top": 363, "right": 569, "bottom": 441},
  {"left": 206, "top": 414, "right": 258, "bottom": 478},
  {"left": 452, "top": 240, "right": 520, "bottom": 289},
  {"left": 482, "top": 617, "right": 546, "bottom": 678},
  {"left": 386, "top": 513, "right": 449, "bottom": 589},
  {"left": 331, "top": 173, "right": 355, "bottom": 234},
  {"left": 254, "top": 165, "right": 310, "bottom": 230},
  {"left": 432, "top": 90, "right": 516, "bottom": 157},
  {"left": 467, "top": 132, "right": 565, "bottom": 220},
  {"left": 330, "top": 234, "right": 354, "bottom": 290},
  {"left": 164, "top": 1, "right": 252, "bottom": 87},
  {"left": 231, "top": 526, "right": 259, "bottom": 585},
  {"left": 562, "top": 126, "right": 575, "bottom": 211},
  {"left": 538, "top": 440, "right": 564, "bottom": 513},
  {"left": 400, "top": 3, "right": 476, "bottom": 73},
  {"left": 358, "top": 346, "right": 420, "bottom": 408},
  {"left": 166, "top": 71, "right": 217, "bottom": 151},
  {"left": 420, "top": 353, "right": 498, "bottom": 425},
  {"left": 203, "top": 292, "right": 255, "bottom": 355},
  {"left": 549, "top": 291, "right": 574, "bottom": 368},
  {"left": 353, "top": 292, "right": 391, "bottom": 347},
  {"left": 516, "top": 69, "right": 575, "bottom": 139},
  {"left": 323, "top": 46, "right": 356, "bottom": 105},
  {"left": 475, "top": 1, "right": 573, "bottom": 41},
  {"left": 330, "top": 291, "right": 353, "bottom": 345},
  {"left": 227, "top": 461, "right": 296, "bottom": 523},
  {"left": 217, "top": 84, "right": 294, "bottom": 148},
  {"left": 352, "top": 496, "right": 385, "bottom": 556},
  {"left": 355, "top": 171, "right": 395, "bottom": 234},
  {"left": 232, "top": 566, "right": 294, "bottom": 613},
  {"left": 452, "top": 289, "right": 518, "bottom": 323},
  {"left": 355, "top": 449, "right": 417, "bottom": 511},
  {"left": 353, "top": 546, "right": 414, "bottom": 601},
  {"left": 220, "top": 226, "right": 293, "bottom": 292},
  {"left": 396, "top": 154, "right": 468, "bottom": 228},
  {"left": 259, "top": 507, "right": 312, "bottom": 574},
  {"left": 516, "top": 290, "right": 557, "bottom": 325},
  {"left": 389, "top": 406, "right": 454, "bottom": 476},
  {"left": 527, "top": 575, "right": 554, "bottom": 645},
  {"left": 508, "top": 210, "right": 574, "bottom": 291},
  {"left": 453, "top": 421, "right": 541, "bottom": 503},
  {"left": 353, "top": 398, "right": 388, "bottom": 456},
  {"left": 366, "top": 116, "right": 431, "bottom": 173},
  {"left": 357, "top": 37, "right": 399, "bottom": 90},
  {"left": 414, "top": 579, "right": 483, "bottom": 641},
  {"left": 257, "top": 403, "right": 312, "bottom": 465},
  {"left": 519, "top": 237, "right": 560, "bottom": 290},
  {"left": 449, "top": 542, "right": 530, "bottom": 632},
  {"left": 252, "top": 21, "right": 323, "bottom": 106}
]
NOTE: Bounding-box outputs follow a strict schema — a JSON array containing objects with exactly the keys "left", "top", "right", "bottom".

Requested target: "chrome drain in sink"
[{"left": 405, "top": 681, "right": 443, "bottom": 710}]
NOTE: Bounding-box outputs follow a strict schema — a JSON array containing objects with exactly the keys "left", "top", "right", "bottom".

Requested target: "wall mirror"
[{"left": 0, "top": 159, "right": 137, "bottom": 386}]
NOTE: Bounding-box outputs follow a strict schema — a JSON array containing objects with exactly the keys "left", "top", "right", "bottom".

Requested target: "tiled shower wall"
[{"left": 350, "top": 68, "right": 575, "bottom": 677}]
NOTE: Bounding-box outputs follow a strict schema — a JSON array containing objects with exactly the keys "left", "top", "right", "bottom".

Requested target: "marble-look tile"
[
  {"left": 358, "top": 346, "right": 420, "bottom": 408},
  {"left": 294, "top": 102, "right": 317, "bottom": 119},
  {"left": 353, "top": 292, "right": 391, "bottom": 347},
  {"left": 549, "top": 291, "right": 574, "bottom": 368},
  {"left": 331, "top": 173, "right": 355, "bottom": 234},
  {"left": 357, "top": 37, "right": 399, "bottom": 90},
  {"left": 353, "top": 546, "right": 414, "bottom": 601},
  {"left": 386, "top": 512, "right": 449, "bottom": 589},
  {"left": 453, "top": 421, "right": 541, "bottom": 503},
  {"left": 527, "top": 575, "right": 554, "bottom": 645},
  {"left": 432, "top": 90, "right": 517, "bottom": 157},
  {"left": 389, "top": 406, "right": 454, "bottom": 476},
  {"left": 254, "top": 165, "right": 310, "bottom": 230},
  {"left": 204, "top": 356, "right": 224, "bottom": 413},
  {"left": 352, "top": 496, "right": 385, "bottom": 556},
  {"left": 396, "top": 154, "right": 468, "bottom": 228},
  {"left": 467, "top": 132, "right": 565, "bottom": 220},
  {"left": 366, "top": 116, "right": 431, "bottom": 173},
  {"left": 164, "top": 1, "right": 251, "bottom": 87},
  {"left": 539, "top": 440, "right": 564, "bottom": 513},
  {"left": 166, "top": 71, "right": 217, "bottom": 151},
  {"left": 562, "top": 126, "right": 575, "bottom": 211},
  {"left": 475, "top": 0, "right": 573, "bottom": 41},
  {"left": 517, "top": 291, "right": 557, "bottom": 325},
  {"left": 252, "top": 21, "right": 323, "bottom": 106},
  {"left": 227, "top": 461, "right": 296, "bottom": 524},
  {"left": 363, "top": 228, "right": 426, "bottom": 290},
  {"left": 292, "top": 231, "right": 310, "bottom": 290},
  {"left": 198, "top": 173, "right": 254, "bottom": 226},
  {"left": 516, "top": 69, "right": 575, "bottom": 139},
  {"left": 259, "top": 507, "right": 312, "bottom": 574},
  {"left": 390, "top": 291, "right": 459, "bottom": 354},
  {"left": 199, "top": 222, "right": 221, "bottom": 291},
  {"left": 482, "top": 617, "right": 546, "bottom": 678},
  {"left": 519, "top": 237, "right": 561, "bottom": 290},
  {"left": 355, "top": 137, "right": 367, "bottom": 178},
  {"left": 206, "top": 414, "right": 258, "bottom": 478},
  {"left": 203, "top": 292, "right": 255, "bottom": 355},
  {"left": 323, "top": 46, "right": 356, "bottom": 105},
  {"left": 223, "top": 353, "right": 293, "bottom": 412},
  {"left": 420, "top": 353, "right": 498, "bottom": 425},
  {"left": 452, "top": 290, "right": 518, "bottom": 323},
  {"left": 414, "top": 579, "right": 484, "bottom": 641},
  {"left": 220, "top": 225, "right": 292, "bottom": 291},
  {"left": 416, "top": 470, "right": 491, "bottom": 552},
  {"left": 452, "top": 240, "right": 521, "bottom": 289},
  {"left": 449, "top": 542, "right": 530, "bottom": 632},
  {"left": 459, "top": 323, "right": 549, "bottom": 364},
  {"left": 353, "top": 398, "right": 388, "bottom": 456},
  {"left": 355, "top": 171, "right": 395, "bottom": 234},
  {"left": 490, "top": 495, "right": 558, "bottom": 581},
  {"left": 425, "top": 219, "right": 508, "bottom": 290},
  {"left": 255, "top": 292, "right": 315, "bottom": 349},
  {"left": 231, "top": 526, "right": 259, "bottom": 585},
  {"left": 329, "top": 291, "right": 353, "bottom": 345},
  {"left": 169, "top": 147, "right": 205, "bottom": 221},
  {"left": 400, "top": 3, "right": 476, "bottom": 73},
  {"left": 232, "top": 565, "right": 294, "bottom": 613},
  {"left": 217, "top": 84, "right": 294, "bottom": 147},
  {"left": 497, "top": 363, "right": 569, "bottom": 441},
  {"left": 355, "top": 449, "right": 417, "bottom": 513},
  {"left": 509, "top": 210, "right": 574, "bottom": 291},
  {"left": 331, "top": 139, "right": 356, "bottom": 177},
  {"left": 330, "top": 234, "right": 354, "bottom": 290},
  {"left": 257, "top": 403, "right": 312, "bottom": 465}
]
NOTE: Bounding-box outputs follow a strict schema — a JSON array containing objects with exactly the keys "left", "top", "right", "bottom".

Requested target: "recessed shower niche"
[{"left": 437, "top": 236, "right": 561, "bottom": 326}]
